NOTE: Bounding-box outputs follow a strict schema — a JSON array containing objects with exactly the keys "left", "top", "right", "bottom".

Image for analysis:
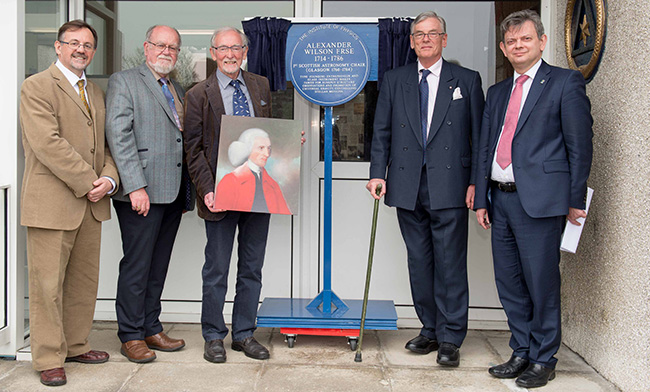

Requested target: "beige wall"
[{"left": 553, "top": 2, "right": 650, "bottom": 391}]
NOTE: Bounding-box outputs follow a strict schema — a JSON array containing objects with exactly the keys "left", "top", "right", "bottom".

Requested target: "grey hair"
[
  {"left": 145, "top": 25, "right": 182, "bottom": 47},
  {"left": 228, "top": 128, "right": 270, "bottom": 166},
  {"left": 500, "top": 10, "right": 545, "bottom": 42},
  {"left": 211, "top": 27, "right": 249, "bottom": 48},
  {"left": 411, "top": 11, "right": 447, "bottom": 34}
]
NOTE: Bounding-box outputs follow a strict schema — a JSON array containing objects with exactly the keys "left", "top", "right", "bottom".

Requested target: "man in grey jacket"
[{"left": 106, "top": 24, "right": 192, "bottom": 364}]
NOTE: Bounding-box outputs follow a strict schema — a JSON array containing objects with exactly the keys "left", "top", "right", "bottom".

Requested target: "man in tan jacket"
[{"left": 20, "top": 20, "right": 119, "bottom": 387}]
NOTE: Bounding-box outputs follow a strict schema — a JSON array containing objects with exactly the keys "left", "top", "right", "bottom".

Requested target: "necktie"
[
  {"left": 77, "top": 80, "right": 91, "bottom": 117},
  {"left": 419, "top": 69, "right": 431, "bottom": 164},
  {"left": 496, "top": 74, "right": 529, "bottom": 169},
  {"left": 231, "top": 80, "right": 251, "bottom": 117},
  {"left": 160, "top": 77, "right": 182, "bottom": 130}
]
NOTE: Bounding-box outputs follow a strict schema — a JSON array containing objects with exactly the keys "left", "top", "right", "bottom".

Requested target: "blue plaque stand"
[{"left": 257, "top": 24, "right": 397, "bottom": 348}]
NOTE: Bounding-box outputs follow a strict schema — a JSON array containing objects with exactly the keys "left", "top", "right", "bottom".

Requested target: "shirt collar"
[
  {"left": 55, "top": 59, "right": 87, "bottom": 89},
  {"left": 216, "top": 68, "right": 245, "bottom": 90},
  {"left": 418, "top": 57, "right": 443, "bottom": 78},
  {"left": 247, "top": 160, "right": 261, "bottom": 174},
  {"left": 514, "top": 58, "right": 542, "bottom": 84}
]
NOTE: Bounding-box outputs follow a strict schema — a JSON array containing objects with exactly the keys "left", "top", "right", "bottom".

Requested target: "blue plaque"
[{"left": 289, "top": 24, "right": 371, "bottom": 106}]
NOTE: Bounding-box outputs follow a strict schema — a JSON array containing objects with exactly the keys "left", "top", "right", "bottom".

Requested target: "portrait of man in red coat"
[{"left": 214, "top": 128, "right": 291, "bottom": 214}]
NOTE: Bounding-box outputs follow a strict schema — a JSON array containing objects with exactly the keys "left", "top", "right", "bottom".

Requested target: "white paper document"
[{"left": 560, "top": 187, "right": 594, "bottom": 253}]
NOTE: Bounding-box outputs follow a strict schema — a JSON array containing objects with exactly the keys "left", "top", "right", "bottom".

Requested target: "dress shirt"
[
  {"left": 247, "top": 160, "right": 261, "bottom": 176},
  {"left": 217, "top": 69, "right": 256, "bottom": 117},
  {"left": 417, "top": 57, "right": 442, "bottom": 138},
  {"left": 491, "top": 59, "right": 542, "bottom": 183},
  {"left": 54, "top": 60, "right": 116, "bottom": 193},
  {"left": 145, "top": 63, "right": 184, "bottom": 129}
]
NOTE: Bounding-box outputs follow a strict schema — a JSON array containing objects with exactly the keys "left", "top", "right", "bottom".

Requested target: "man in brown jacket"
[{"left": 20, "top": 20, "right": 119, "bottom": 387}]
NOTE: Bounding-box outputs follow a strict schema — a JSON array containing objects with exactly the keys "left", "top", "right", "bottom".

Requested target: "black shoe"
[
  {"left": 204, "top": 339, "right": 226, "bottom": 363},
  {"left": 436, "top": 342, "right": 460, "bottom": 367},
  {"left": 489, "top": 355, "right": 530, "bottom": 378},
  {"left": 405, "top": 335, "right": 439, "bottom": 354},
  {"left": 231, "top": 336, "right": 270, "bottom": 360},
  {"left": 515, "top": 363, "right": 556, "bottom": 388}
]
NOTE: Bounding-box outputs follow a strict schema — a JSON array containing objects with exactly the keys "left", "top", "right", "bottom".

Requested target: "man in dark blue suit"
[
  {"left": 474, "top": 10, "right": 592, "bottom": 388},
  {"left": 367, "top": 11, "right": 484, "bottom": 367}
]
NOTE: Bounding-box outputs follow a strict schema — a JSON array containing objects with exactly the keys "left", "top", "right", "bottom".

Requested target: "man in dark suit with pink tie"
[{"left": 474, "top": 10, "right": 593, "bottom": 388}]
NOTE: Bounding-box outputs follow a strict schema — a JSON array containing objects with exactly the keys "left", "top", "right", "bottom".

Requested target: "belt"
[{"left": 491, "top": 181, "right": 517, "bottom": 192}]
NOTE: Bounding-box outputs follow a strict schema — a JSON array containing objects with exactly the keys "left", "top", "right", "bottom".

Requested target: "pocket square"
[
  {"left": 452, "top": 87, "right": 463, "bottom": 100},
  {"left": 261, "top": 99, "right": 267, "bottom": 106}
]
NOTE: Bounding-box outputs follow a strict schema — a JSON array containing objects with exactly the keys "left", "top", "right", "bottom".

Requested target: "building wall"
[{"left": 553, "top": 2, "right": 650, "bottom": 391}]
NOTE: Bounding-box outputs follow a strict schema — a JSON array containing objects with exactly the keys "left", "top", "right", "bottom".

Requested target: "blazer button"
[
  {"left": 403, "top": 147, "right": 408, "bottom": 151},
  {"left": 177, "top": 163, "right": 182, "bottom": 167},
  {"left": 399, "top": 167, "right": 404, "bottom": 171},
  {"left": 447, "top": 121, "right": 452, "bottom": 126},
  {"left": 87, "top": 120, "right": 92, "bottom": 126},
  {"left": 400, "top": 124, "right": 406, "bottom": 128},
  {"left": 177, "top": 138, "right": 182, "bottom": 142},
  {"left": 484, "top": 176, "right": 488, "bottom": 179},
  {"left": 446, "top": 165, "right": 451, "bottom": 169},
  {"left": 90, "top": 148, "right": 95, "bottom": 153},
  {"left": 444, "top": 146, "right": 449, "bottom": 150}
]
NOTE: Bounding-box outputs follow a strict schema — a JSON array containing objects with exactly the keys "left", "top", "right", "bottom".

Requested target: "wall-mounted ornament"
[{"left": 565, "top": 0, "right": 607, "bottom": 82}]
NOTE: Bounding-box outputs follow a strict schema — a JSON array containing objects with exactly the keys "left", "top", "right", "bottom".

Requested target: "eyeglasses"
[
  {"left": 147, "top": 41, "right": 180, "bottom": 54},
  {"left": 59, "top": 40, "right": 95, "bottom": 51},
  {"left": 412, "top": 32, "right": 446, "bottom": 41},
  {"left": 211, "top": 45, "right": 246, "bottom": 54}
]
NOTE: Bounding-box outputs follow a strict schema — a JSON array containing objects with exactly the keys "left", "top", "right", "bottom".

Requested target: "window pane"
[{"left": 25, "top": 0, "right": 66, "bottom": 75}]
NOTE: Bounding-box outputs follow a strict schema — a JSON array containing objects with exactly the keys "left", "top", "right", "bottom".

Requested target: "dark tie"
[
  {"left": 230, "top": 79, "right": 251, "bottom": 117},
  {"left": 420, "top": 69, "right": 431, "bottom": 164},
  {"left": 160, "top": 77, "right": 182, "bottom": 130},
  {"left": 251, "top": 170, "right": 268, "bottom": 213},
  {"left": 496, "top": 74, "right": 529, "bottom": 169}
]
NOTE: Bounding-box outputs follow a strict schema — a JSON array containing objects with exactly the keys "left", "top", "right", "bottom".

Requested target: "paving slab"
[
  {"left": 258, "top": 364, "right": 391, "bottom": 392},
  {"left": 121, "top": 362, "right": 262, "bottom": 392},
  {"left": 386, "top": 367, "right": 512, "bottom": 392}
]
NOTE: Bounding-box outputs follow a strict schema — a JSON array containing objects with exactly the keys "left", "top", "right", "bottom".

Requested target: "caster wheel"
[
  {"left": 286, "top": 336, "right": 295, "bottom": 348},
  {"left": 348, "top": 338, "right": 358, "bottom": 351}
]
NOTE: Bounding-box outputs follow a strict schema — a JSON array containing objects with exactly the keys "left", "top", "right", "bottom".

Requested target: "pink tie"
[{"left": 496, "top": 74, "right": 529, "bottom": 169}]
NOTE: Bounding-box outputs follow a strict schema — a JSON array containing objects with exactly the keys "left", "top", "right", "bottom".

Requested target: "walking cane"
[{"left": 354, "top": 183, "right": 382, "bottom": 362}]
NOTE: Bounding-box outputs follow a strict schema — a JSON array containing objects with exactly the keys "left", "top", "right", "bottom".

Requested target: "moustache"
[
  {"left": 157, "top": 54, "right": 173, "bottom": 61},
  {"left": 72, "top": 53, "right": 88, "bottom": 60}
]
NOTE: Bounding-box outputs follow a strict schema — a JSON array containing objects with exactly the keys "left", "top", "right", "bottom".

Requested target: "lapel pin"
[
  {"left": 449, "top": 85, "right": 453, "bottom": 89},
  {"left": 540, "top": 79, "right": 546, "bottom": 84}
]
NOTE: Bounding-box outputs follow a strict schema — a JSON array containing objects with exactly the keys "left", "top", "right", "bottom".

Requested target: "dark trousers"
[
  {"left": 113, "top": 194, "right": 183, "bottom": 343},
  {"left": 396, "top": 168, "right": 469, "bottom": 347},
  {"left": 202, "top": 211, "right": 270, "bottom": 342},
  {"left": 490, "top": 186, "right": 564, "bottom": 368}
]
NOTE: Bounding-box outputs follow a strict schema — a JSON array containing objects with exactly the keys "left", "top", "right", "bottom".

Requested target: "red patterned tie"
[{"left": 496, "top": 74, "right": 529, "bottom": 169}]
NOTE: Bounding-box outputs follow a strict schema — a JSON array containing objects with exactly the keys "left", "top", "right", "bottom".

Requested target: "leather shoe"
[
  {"left": 121, "top": 340, "right": 156, "bottom": 363},
  {"left": 489, "top": 355, "right": 529, "bottom": 378},
  {"left": 405, "top": 335, "right": 439, "bottom": 354},
  {"left": 436, "top": 342, "right": 460, "bottom": 367},
  {"left": 65, "top": 349, "right": 109, "bottom": 364},
  {"left": 40, "top": 367, "right": 66, "bottom": 386},
  {"left": 145, "top": 332, "right": 185, "bottom": 352},
  {"left": 204, "top": 339, "right": 226, "bottom": 363},
  {"left": 231, "top": 336, "right": 270, "bottom": 360},
  {"left": 516, "top": 363, "right": 556, "bottom": 388}
]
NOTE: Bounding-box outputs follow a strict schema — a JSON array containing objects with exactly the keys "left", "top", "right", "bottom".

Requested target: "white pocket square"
[{"left": 452, "top": 87, "right": 463, "bottom": 100}]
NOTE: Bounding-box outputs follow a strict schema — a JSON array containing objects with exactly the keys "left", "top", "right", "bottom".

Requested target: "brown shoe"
[
  {"left": 65, "top": 349, "right": 110, "bottom": 364},
  {"left": 40, "top": 367, "right": 66, "bottom": 386},
  {"left": 145, "top": 332, "right": 185, "bottom": 352},
  {"left": 121, "top": 340, "right": 156, "bottom": 363}
]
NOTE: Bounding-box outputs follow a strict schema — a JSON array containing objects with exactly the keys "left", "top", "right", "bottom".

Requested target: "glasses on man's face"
[
  {"left": 412, "top": 31, "right": 446, "bottom": 41},
  {"left": 211, "top": 45, "right": 246, "bottom": 54},
  {"left": 147, "top": 41, "right": 180, "bottom": 54},
  {"left": 59, "top": 40, "right": 95, "bottom": 51}
]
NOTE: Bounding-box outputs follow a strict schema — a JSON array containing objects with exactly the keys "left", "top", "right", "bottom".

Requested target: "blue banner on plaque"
[{"left": 289, "top": 24, "right": 371, "bottom": 106}]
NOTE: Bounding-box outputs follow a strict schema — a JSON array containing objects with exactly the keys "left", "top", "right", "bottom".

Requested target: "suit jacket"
[
  {"left": 20, "top": 63, "right": 119, "bottom": 230},
  {"left": 474, "top": 61, "right": 593, "bottom": 218},
  {"left": 184, "top": 70, "right": 272, "bottom": 221},
  {"left": 105, "top": 63, "right": 187, "bottom": 204},
  {"left": 215, "top": 164, "right": 291, "bottom": 214},
  {"left": 369, "top": 60, "right": 484, "bottom": 211}
]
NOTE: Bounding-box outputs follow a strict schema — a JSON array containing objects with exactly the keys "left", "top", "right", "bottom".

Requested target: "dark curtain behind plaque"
[
  {"left": 242, "top": 17, "right": 291, "bottom": 92},
  {"left": 377, "top": 17, "right": 418, "bottom": 89}
]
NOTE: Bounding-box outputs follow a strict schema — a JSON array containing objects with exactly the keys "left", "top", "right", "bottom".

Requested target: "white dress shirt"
[
  {"left": 491, "top": 59, "right": 543, "bottom": 183},
  {"left": 418, "top": 57, "right": 442, "bottom": 138}
]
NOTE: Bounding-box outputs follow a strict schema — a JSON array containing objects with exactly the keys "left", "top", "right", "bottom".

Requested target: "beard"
[{"left": 149, "top": 54, "right": 176, "bottom": 75}]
